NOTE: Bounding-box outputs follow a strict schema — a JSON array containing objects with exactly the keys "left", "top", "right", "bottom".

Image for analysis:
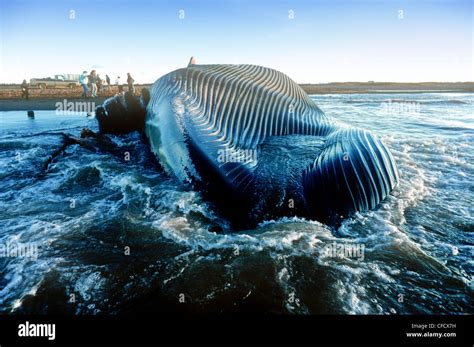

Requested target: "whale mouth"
[
  {"left": 95, "top": 90, "right": 150, "bottom": 134},
  {"left": 303, "top": 128, "right": 399, "bottom": 224}
]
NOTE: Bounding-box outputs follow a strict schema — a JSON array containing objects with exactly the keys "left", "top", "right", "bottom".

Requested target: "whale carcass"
[{"left": 96, "top": 64, "right": 399, "bottom": 227}]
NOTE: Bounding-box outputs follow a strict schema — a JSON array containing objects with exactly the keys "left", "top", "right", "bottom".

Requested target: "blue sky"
[{"left": 0, "top": 0, "right": 472, "bottom": 83}]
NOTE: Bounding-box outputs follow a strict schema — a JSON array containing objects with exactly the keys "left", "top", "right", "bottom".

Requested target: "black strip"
[{"left": 0, "top": 314, "right": 471, "bottom": 345}]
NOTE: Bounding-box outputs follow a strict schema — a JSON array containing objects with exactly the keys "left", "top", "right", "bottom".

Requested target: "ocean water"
[{"left": 0, "top": 93, "right": 472, "bottom": 314}]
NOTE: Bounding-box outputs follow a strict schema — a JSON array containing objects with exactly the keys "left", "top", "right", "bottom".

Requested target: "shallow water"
[{"left": 0, "top": 93, "right": 472, "bottom": 314}]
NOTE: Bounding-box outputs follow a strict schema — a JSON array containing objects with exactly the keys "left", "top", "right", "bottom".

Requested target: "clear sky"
[{"left": 0, "top": 0, "right": 472, "bottom": 83}]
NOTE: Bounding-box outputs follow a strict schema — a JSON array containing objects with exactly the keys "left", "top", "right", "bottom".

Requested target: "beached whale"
[{"left": 96, "top": 64, "right": 399, "bottom": 227}]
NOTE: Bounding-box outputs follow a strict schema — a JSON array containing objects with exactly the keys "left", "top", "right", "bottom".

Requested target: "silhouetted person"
[
  {"left": 89, "top": 70, "right": 98, "bottom": 98},
  {"left": 127, "top": 73, "right": 135, "bottom": 95},
  {"left": 21, "top": 80, "right": 29, "bottom": 100},
  {"left": 97, "top": 74, "right": 102, "bottom": 94}
]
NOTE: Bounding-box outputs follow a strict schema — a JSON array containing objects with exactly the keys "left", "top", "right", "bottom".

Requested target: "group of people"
[
  {"left": 19, "top": 57, "right": 197, "bottom": 100},
  {"left": 79, "top": 70, "right": 135, "bottom": 98}
]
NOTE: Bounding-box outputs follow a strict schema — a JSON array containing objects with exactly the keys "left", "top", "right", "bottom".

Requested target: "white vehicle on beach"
[{"left": 30, "top": 75, "right": 80, "bottom": 89}]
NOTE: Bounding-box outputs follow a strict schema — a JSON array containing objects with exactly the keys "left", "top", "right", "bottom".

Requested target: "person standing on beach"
[
  {"left": 106, "top": 75, "right": 111, "bottom": 89},
  {"left": 21, "top": 80, "right": 29, "bottom": 100},
  {"left": 127, "top": 73, "right": 135, "bottom": 95},
  {"left": 89, "top": 70, "right": 98, "bottom": 98},
  {"left": 79, "top": 71, "right": 89, "bottom": 98},
  {"left": 97, "top": 74, "right": 102, "bottom": 94},
  {"left": 115, "top": 76, "right": 123, "bottom": 93}
]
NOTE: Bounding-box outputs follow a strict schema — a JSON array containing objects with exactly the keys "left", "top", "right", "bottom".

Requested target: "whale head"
[{"left": 95, "top": 89, "right": 150, "bottom": 134}]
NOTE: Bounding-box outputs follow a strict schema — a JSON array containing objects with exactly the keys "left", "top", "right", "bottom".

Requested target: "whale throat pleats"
[
  {"left": 146, "top": 64, "right": 336, "bottom": 191},
  {"left": 86, "top": 63, "right": 403, "bottom": 226}
]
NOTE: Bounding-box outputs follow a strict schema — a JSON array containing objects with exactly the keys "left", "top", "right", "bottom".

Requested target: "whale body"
[{"left": 96, "top": 64, "right": 399, "bottom": 227}]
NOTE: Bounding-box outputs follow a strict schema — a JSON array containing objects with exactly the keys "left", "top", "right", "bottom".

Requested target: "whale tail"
[
  {"left": 95, "top": 89, "right": 150, "bottom": 134},
  {"left": 302, "top": 128, "right": 399, "bottom": 224}
]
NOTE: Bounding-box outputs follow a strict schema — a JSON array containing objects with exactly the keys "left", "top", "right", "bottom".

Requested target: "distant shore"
[
  {"left": 1, "top": 82, "right": 473, "bottom": 112},
  {"left": 300, "top": 81, "right": 474, "bottom": 94}
]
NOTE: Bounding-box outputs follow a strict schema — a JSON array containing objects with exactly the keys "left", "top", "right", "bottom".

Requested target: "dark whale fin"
[
  {"left": 96, "top": 90, "right": 150, "bottom": 134},
  {"left": 302, "top": 128, "right": 399, "bottom": 224}
]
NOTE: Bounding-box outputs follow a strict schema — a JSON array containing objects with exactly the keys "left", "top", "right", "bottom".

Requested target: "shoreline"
[
  {"left": 299, "top": 81, "right": 474, "bottom": 94},
  {"left": 0, "top": 97, "right": 109, "bottom": 112},
  {"left": 1, "top": 82, "right": 473, "bottom": 112}
]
